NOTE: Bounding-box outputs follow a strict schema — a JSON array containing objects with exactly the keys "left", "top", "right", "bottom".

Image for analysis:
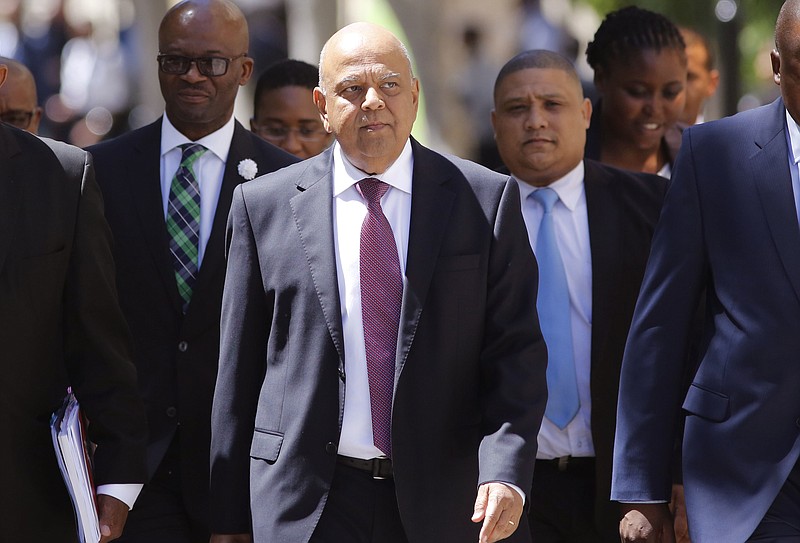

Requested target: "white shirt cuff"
[
  {"left": 96, "top": 483, "right": 144, "bottom": 510},
  {"left": 505, "top": 482, "right": 526, "bottom": 505}
]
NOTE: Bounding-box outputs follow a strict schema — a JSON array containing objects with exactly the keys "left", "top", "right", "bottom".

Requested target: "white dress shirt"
[
  {"left": 514, "top": 161, "right": 595, "bottom": 460},
  {"left": 160, "top": 114, "right": 234, "bottom": 267},
  {"left": 93, "top": 114, "right": 236, "bottom": 510},
  {"left": 333, "top": 140, "right": 413, "bottom": 460},
  {"left": 785, "top": 109, "right": 800, "bottom": 224}
]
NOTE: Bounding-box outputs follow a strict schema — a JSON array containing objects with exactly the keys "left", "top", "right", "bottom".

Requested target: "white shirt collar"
[
  {"left": 332, "top": 139, "right": 414, "bottom": 197},
  {"left": 513, "top": 161, "right": 585, "bottom": 211},
  {"left": 786, "top": 109, "right": 800, "bottom": 165},
  {"left": 160, "top": 113, "right": 236, "bottom": 162}
]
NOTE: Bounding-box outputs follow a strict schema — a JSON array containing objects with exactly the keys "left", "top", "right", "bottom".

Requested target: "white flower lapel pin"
[{"left": 238, "top": 158, "right": 258, "bottom": 180}]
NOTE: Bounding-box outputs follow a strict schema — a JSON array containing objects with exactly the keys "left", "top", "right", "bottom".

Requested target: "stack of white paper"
[{"left": 51, "top": 392, "right": 101, "bottom": 543}]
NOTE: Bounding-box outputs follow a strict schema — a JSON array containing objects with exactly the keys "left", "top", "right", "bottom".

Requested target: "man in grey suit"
[
  {"left": 0, "top": 61, "right": 147, "bottom": 541},
  {"left": 88, "top": 1, "right": 296, "bottom": 541},
  {"left": 210, "top": 22, "right": 547, "bottom": 543}
]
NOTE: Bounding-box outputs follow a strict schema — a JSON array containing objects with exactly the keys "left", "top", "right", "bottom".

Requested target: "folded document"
[{"left": 51, "top": 391, "right": 100, "bottom": 543}]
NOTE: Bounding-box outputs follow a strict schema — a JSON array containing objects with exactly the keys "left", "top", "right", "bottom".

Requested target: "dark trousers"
[
  {"left": 748, "top": 460, "right": 800, "bottom": 541},
  {"left": 529, "top": 457, "right": 611, "bottom": 543},
  {"left": 310, "top": 463, "right": 408, "bottom": 543},
  {"left": 117, "top": 435, "right": 208, "bottom": 543}
]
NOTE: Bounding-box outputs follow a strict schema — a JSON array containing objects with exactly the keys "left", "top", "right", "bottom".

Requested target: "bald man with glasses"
[
  {"left": 87, "top": 1, "right": 296, "bottom": 541},
  {"left": 0, "top": 57, "right": 42, "bottom": 134}
]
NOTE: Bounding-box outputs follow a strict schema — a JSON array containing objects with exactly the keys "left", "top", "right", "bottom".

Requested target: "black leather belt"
[
  {"left": 337, "top": 454, "right": 393, "bottom": 479},
  {"left": 536, "top": 456, "right": 594, "bottom": 472}
]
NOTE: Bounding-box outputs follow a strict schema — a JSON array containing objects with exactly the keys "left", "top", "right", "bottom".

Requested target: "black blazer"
[
  {"left": 88, "top": 119, "right": 297, "bottom": 525},
  {"left": 210, "top": 140, "right": 548, "bottom": 542},
  {"left": 581, "top": 159, "right": 667, "bottom": 539},
  {"left": 0, "top": 125, "right": 147, "bottom": 541}
]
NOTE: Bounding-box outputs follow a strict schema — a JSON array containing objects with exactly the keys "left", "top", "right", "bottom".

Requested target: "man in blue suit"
[{"left": 613, "top": 1, "right": 800, "bottom": 541}]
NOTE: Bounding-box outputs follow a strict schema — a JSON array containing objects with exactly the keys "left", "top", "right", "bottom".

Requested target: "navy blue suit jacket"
[{"left": 612, "top": 98, "right": 800, "bottom": 542}]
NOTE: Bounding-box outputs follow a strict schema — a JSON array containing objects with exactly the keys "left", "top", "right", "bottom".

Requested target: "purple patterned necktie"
[{"left": 358, "top": 178, "right": 402, "bottom": 457}]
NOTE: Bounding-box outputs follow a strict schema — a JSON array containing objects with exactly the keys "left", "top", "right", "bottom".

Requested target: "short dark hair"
[
  {"left": 586, "top": 6, "right": 685, "bottom": 73},
  {"left": 253, "top": 59, "right": 319, "bottom": 114},
  {"left": 494, "top": 49, "right": 582, "bottom": 99},
  {"left": 680, "top": 26, "right": 716, "bottom": 71}
]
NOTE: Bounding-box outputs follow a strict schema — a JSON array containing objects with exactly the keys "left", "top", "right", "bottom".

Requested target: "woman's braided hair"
[{"left": 586, "top": 6, "right": 686, "bottom": 72}]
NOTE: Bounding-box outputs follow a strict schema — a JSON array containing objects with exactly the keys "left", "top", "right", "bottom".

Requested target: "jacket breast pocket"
[
  {"left": 250, "top": 429, "right": 284, "bottom": 463},
  {"left": 682, "top": 383, "right": 730, "bottom": 422}
]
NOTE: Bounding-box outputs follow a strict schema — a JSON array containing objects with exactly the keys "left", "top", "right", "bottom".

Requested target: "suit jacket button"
[
  {"left": 178, "top": 341, "right": 189, "bottom": 352},
  {"left": 166, "top": 406, "right": 178, "bottom": 418},
  {"left": 325, "top": 442, "right": 337, "bottom": 455}
]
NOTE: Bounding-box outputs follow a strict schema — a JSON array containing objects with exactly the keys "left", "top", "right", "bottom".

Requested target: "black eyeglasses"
[
  {"left": 0, "top": 109, "right": 34, "bottom": 129},
  {"left": 253, "top": 123, "right": 329, "bottom": 142},
  {"left": 156, "top": 53, "right": 247, "bottom": 77}
]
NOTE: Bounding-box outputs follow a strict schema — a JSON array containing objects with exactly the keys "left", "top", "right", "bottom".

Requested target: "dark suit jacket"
[
  {"left": 88, "top": 119, "right": 297, "bottom": 525},
  {"left": 578, "top": 159, "right": 667, "bottom": 540},
  {"left": 612, "top": 98, "right": 800, "bottom": 542},
  {"left": 210, "top": 140, "right": 548, "bottom": 542},
  {"left": 0, "top": 125, "right": 147, "bottom": 541}
]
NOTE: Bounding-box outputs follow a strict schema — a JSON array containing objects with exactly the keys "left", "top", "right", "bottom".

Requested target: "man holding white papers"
[{"left": 0, "top": 60, "right": 147, "bottom": 541}]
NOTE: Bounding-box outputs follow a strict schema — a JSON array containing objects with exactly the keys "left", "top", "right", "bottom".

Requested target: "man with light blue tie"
[{"left": 491, "top": 49, "right": 667, "bottom": 542}]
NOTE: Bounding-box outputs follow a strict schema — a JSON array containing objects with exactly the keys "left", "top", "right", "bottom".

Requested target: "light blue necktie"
[{"left": 530, "top": 188, "right": 579, "bottom": 429}]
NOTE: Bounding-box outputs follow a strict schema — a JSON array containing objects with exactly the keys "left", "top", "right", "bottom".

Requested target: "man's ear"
[
  {"left": 771, "top": 49, "right": 782, "bottom": 86},
  {"left": 313, "top": 87, "right": 332, "bottom": 133},
  {"left": 0, "top": 65, "right": 7, "bottom": 89}
]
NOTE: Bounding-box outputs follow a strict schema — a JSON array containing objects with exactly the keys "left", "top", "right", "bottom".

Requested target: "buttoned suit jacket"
[
  {"left": 577, "top": 159, "right": 667, "bottom": 540},
  {"left": 88, "top": 119, "right": 296, "bottom": 525},
  {"left": 0, "top": 124, "right": 147, "bottom": 541},
  {"left": 612, "top": 98, "right": 800, "bottom": 542},
  {"left": 210, "top": 139, "right": 548, "bottom": 543}
]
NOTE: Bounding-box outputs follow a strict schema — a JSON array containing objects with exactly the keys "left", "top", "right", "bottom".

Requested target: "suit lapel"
[
  {"left": 752, "top": 99, "right": 800, "bottom": 305},
  {"left": 584, "top": 161, "right": 621, "bottom": 361},
  {"left": 0, "top": 126, "right": 21, "bottom": 275},
  {"left": 396, "top": 140, "right": 456, "bottom": 376},
  {"left": 191, "top": 121, "right": 250, "bottom": 303},
  {"left": 130, "top": 120, "right": 184, "bottom": 315},
  {"left": 290, "top": 150, "right": 345, "bottom": 362}
]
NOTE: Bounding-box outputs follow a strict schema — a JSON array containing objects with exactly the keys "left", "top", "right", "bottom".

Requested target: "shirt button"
[
  {"left": 166, "top": 406, "right": 178, "bottom": 418},
  {"left": 178, "top": 341, "right": 188, "bottom": 352},
  {"left": 325, "top": 442, "right": 338, "bottom": 455}
]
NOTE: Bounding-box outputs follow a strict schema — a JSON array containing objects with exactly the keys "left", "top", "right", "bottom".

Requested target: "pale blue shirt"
[
  {"left": 160, "top": 114, "right": 233, "bottom": 267},
  {"left": 514, "top": 161, "right": 595, "bottom": 460}
]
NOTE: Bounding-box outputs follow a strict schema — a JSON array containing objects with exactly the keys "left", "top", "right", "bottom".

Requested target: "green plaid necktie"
[{"left": 167, "top": 143, "right": 206, "bottom": 313}]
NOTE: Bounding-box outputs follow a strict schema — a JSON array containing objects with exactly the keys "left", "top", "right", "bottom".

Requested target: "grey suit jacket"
[{"left": 210, "top": 140, "right": 547, "bottom": 542}]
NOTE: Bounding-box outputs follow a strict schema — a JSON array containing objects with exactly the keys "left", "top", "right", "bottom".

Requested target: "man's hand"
[
  {"left": 209, "top": 534, "right": 253, "bottom": 543},
  {"left": 97, "top": 494, "right": 129, "bottom": 542},
  {"left": 620, "top": 503, "right": 675, "bottom": 543},
  {"left": 471, "top": 482, "right": 523, "bottom": 543},
  {"left": 669, "top": 484, "right": 691, "bottom": 543}
]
